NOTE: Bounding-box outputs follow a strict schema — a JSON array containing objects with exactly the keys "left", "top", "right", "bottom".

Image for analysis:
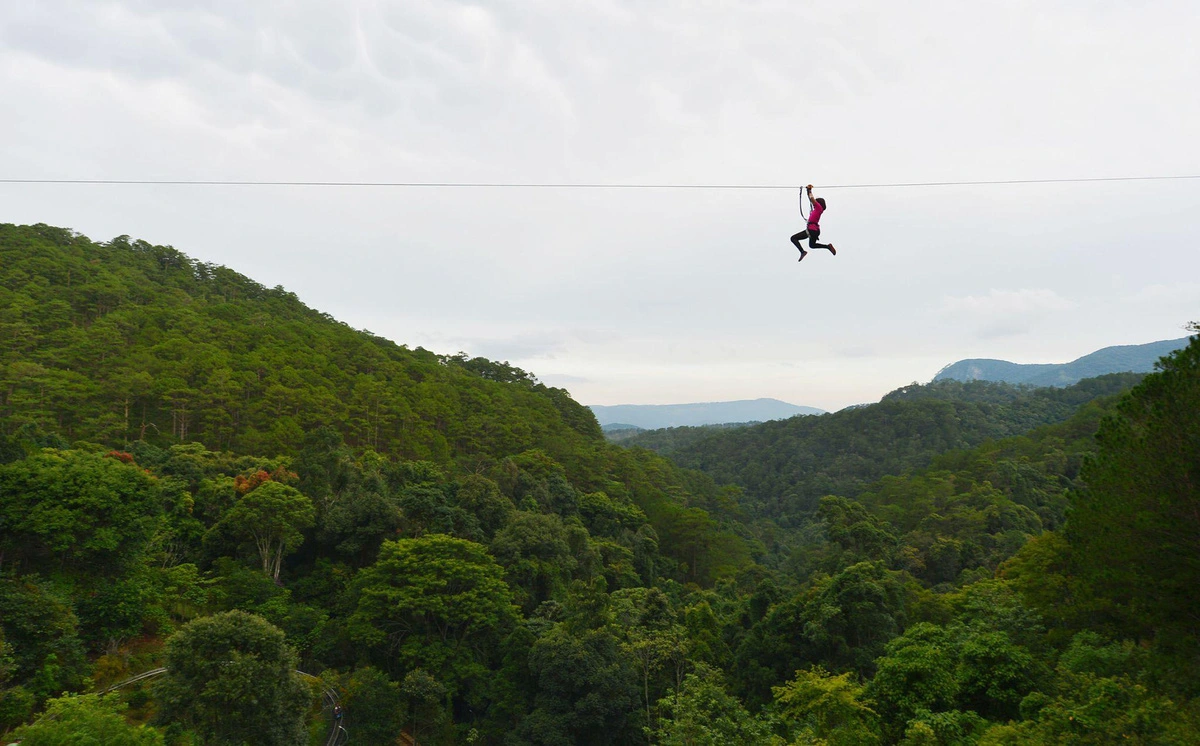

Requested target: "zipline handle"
[{"left": 799, "top": 184, "right": 814, "bottom": 219}]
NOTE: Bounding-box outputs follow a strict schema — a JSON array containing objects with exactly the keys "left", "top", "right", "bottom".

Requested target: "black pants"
[{"left": 791, "top": 228, "right": 832, "bottom": 251}]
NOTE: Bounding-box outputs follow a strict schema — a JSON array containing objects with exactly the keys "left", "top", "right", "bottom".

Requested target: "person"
[{"left": 790, "top": 184, "right": 837, "bottom": 262}]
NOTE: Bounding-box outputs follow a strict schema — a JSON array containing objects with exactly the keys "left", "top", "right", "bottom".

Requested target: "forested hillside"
[
  {"left": 0, "top": 223, "right": 598, "bottom": 461},
  {"left": 0, "top": 223, "right": 753, "bottom": 580},
  {"left": 620, "top": 374, "right": 1142, "bottom": 527},
  {"left": 2, "top": 223, "right": 1198, "bottom": 744}
]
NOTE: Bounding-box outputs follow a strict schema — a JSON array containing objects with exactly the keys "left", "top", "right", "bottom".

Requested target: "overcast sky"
[{"left": 3, "top": 0, "right": 1197, "bottom": 411}]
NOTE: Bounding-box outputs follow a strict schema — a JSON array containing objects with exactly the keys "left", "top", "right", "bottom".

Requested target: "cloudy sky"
[{"left": 3, "top": 0, "right": 1197, "bottom": 411}]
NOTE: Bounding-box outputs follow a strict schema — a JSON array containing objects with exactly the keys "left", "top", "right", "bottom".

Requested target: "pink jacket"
[{"left": 807, "top": 202, "right": 824, "bottom": 230}]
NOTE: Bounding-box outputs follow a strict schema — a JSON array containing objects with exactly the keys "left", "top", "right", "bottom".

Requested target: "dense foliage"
[
  {"left": 0, "top": 223, "right": 601, "bottom": 458},
  {"left": 2, "top": 224, "right": 1198, "bottom": 744},
  {"left": 620, "top": 373, "right": 1142, "bottom": 527},
  {"left": 153, "top": 610, "right": 311, "bottom": 745}
]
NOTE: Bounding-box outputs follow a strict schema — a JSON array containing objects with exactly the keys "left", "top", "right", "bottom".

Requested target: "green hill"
[
  {"left": 0, "top": 223, "right": 752, "bottom": 586},
  {"left": 0, "top": 223, "right": 599, "bottom": 464},
  {"left": 618, "top": 374, "right": 1144, "bottom": 526}
]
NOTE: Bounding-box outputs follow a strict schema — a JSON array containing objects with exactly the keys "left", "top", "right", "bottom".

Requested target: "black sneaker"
[{"left": 798, "top": 250, "right": 808, "bottom": 262}]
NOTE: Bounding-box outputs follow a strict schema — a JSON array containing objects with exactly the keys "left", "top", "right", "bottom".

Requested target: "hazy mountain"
[
  {"left": 934, "top": 338, "right": 1189, "bottom": 387},
  {"left": 589, "top": 398, "right": 824, "bottom": 429}
]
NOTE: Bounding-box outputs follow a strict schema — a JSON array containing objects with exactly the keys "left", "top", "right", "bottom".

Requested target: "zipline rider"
[{"left": 790, "top": 184, "right": 837, "bottom": 262}]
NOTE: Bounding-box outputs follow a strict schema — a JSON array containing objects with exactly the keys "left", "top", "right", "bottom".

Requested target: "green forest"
[{"left": 2, "top": 222, "right": 1198, "bottom": 745}]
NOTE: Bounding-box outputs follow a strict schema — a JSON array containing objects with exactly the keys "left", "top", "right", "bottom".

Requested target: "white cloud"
[
  {"left": 942, "top": 289, "right": 1076, "bottom": 316},
  {"left": 2, "top": 0, "right": 1198, "bottom": 411},
  {"left": 938, "top": 289, "right": 1079, "bottom": 341},
  {"left": 464, "top": 332, "right": 569, "bottom": 362},
  {"left": 1123, "top": 282, "right": 1200, "bottom": 307},
  {"left": 540, "top": 373, "right": 590, "bottom": 387}
]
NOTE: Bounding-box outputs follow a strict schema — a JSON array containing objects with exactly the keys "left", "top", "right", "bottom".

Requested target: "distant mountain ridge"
[
  {"left": 934, "top": 338, "right": 1189, "bottom": 387},
  {"left": 589, "top": 398, "right": 824, "bottom": 430}
]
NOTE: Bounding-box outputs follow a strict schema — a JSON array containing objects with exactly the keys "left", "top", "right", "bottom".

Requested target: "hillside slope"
[
  {"left": 618, "top": 375, "right": 1144, "bottom": 526},
  {"left": 0, "top": 223, "right": 760, "bottom": 586},
  {"left": 0, "top": 223, "right": 599, "bottom": 464}
]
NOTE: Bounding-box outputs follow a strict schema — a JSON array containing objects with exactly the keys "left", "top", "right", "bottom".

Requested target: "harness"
[{"left": 801, "top": 189, "right": 820, "bottom": 231}]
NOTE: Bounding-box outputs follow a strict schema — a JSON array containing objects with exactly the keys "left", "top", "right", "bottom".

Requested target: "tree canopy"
[
  {"left": 152, "top": 610, "right": 310, "bottom": 746},
  {"left": 2, "top": 223, "right": 1198, "bottom": 744}
]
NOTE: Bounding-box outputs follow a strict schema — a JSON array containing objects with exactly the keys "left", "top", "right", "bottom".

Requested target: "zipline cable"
[{"left": 2, "top": 174, "right": 1200, "bottom": 190}]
